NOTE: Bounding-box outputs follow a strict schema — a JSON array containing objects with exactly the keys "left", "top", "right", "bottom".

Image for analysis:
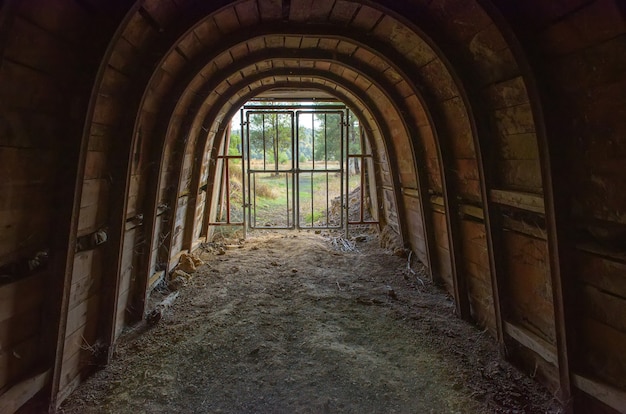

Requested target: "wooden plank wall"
[
  {"left": 497, "top": 0, "right": 626, "bottom": 409},
  {"left": 0, "top": 0, "right": 107, "bottom": 406},
  {"left": 481, "top": 70, "right": 557, "bottom": 388},
  {"left": 460, "top": 219, "right": 496, "bottom": 335},
  {"left": 575, "top": 252, "right": 626, "bottom": 391},
  {"left": 0, "top": 11, "right": 64, "bottom": 393},
  {"left": 58, "top": 251, "right": 102, "bottom": 393},
  {"left": 58, "top": 1, "right": 164, "bottom": 396},
  {"left": 416, "top": 0, "right": 563, "bottom": 395}
]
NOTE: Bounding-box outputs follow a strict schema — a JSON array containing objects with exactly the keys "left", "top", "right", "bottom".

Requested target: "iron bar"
[{"left": 225, "top": 158, "right": 230, "bottom": 224}]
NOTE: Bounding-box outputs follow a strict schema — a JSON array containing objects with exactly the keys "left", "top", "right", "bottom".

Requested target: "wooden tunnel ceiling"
[{"left": 111, "top": 0, "right": 527, "bottom": 245}]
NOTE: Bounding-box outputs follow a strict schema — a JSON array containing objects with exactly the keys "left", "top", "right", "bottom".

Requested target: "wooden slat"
[
  {"left": 459, "top": 204, "right": 484, "bottom": 220},
  {"left": 502, "top": 216, "right": 547, "bottom": 240},
  {"left": 430, "top": 195, "right": 444, "bottom": 206},
  {"left": 503, "top": 231, "right": 556, "bottom": 343},
  {"left": 581, "top": 285, "right": 626, "bottom": 333},
  {"left": 0, "top": 308, "right": 40, "bottom": 352},
  {"left": 576, "top": 242, "right": 626, "bottom": 264},
  {"left": 490, "top": 189, "right": 545, "bottom": 213},
  {"left": 0, "top": 209, "right": 51, "bottom": 262},
  {"left": 575, "top": 251, "right": 626, "bottom": 298},
  {"left": 505, "top": 321, "right": 558, "bottom": 366},
  {"left": 402, "top": 187, "right": 419, "bottom": 198},
  {"left": 572, "top": 374, "right": 626, "bottom": 413},
  {"left": 61, "top": 319, "right": 99, "bottom": 371},
  {"left": 0, "top": 369, "right": 50, "bottom": 414},
  {"left": 64, "top": 295, "right": 100, "bottom": 339},
  {"left": 581, "top": 317, "right": 626, "bottom": 390}
]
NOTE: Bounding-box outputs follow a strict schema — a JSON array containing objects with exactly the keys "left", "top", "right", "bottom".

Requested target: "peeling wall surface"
[{"left": 0, "top": 1, "right": 624, "bottom": 412}]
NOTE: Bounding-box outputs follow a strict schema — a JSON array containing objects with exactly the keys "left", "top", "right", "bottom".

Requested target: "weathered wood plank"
[
  {"left": 0, "top": 308, "right": 40, "bottom": 353},
  {"left": 459, "top": 204, "right": 484, "bottom": 220},
  {"left": 581, "top": 317, "right": 626, "bottom": 389},
  {"left": 490, "top": 189, "right": 545, "bottom": 213},
  {"left": 64, "top": 294, "right": 100, "bottom": 339},
  {"left": 572, "top": 374, "right": 626, "bottom": 414},
  {"left": 0, "top": 369, "right": 50, "bottom": 414},
  {"left": 61, "top": 315, "right": 99, "bottom": 369},
  {"left": 537, "top": 0, "right": 625, "bottom": 56},
  {"left": 497, "top": 133, "right": 540, "bottom": 160},
  {"left": 502, "top": 231, "right": 556, "bottom": 343},
  {"left": 0, "top": 210, "right": 51, "bottom": 265},
  {"left": 575, "top": 251, "right": 626, "bottom": 299},
  {"left": 0, "top": 274, "right": 44, "bottom": 323},
  {"left": 498, "top": 159, "right": 543, "bottom": 192},
  {"left": 68, "top": 265, "right": 102, "bottom": 311},
  {"left": 460, "top": 219, "right": 489, "bottom": 269},
  {"left": 329, "top": 0, "right": 360, "bottom": 24},
  {"left": 483, "top": 76, "right": 529, "bottom": 109},
  {"left": 0, "top": 336, "right": 39, "bottom": 389},
  {"left": 80, "top": 179, "right": 109, "bottom": 209},
  {"left": 502, "top": 216, "right": 547, "bottom": 240},
  {"left": 289, "top": 0, "right": 313, "bottom": 22},
  {"left": 76, "top": 201, "right": 107, "bottom": 237},
  {"left": 581, "top": 285, "right": 626, "bottom": 333},
  {"left": 114, "top": 288, "right": 131, "bottom": 339},
  {"left": 3, "top": 17, "right": 76, "bottom": 77},
  {"left": 309, "top": 0, "right": 334, "bottom": 22},
  {"left": 505, "top": 321, "right": 558, "bottom": 366},
  {"left": 351, "top": 5, "right": 383, "bottom": 32},
  {"left": 213, "top": 6, "right": 240, "bottom": 34}
]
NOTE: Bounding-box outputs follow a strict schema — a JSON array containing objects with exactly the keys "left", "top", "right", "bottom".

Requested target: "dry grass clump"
[
  {"left": 229, "top": 163, "right": 242, "bottom": 180},
  {"left": 255, "top": 182, "right": 279, "bottom": 199}
]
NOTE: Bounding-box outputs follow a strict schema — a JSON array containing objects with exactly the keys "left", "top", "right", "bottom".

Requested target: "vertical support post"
[{"left": 241, "top": 108, "right": 247, "bottom": 238}]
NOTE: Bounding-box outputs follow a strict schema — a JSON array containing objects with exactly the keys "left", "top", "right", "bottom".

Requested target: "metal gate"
[{"left": 244, "top": 107, "right": 345, "bottom": 230}]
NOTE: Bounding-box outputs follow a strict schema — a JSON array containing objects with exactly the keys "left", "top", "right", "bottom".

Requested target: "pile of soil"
[{"left": 60, "top": 231, "right": 561, "bottom": 413}]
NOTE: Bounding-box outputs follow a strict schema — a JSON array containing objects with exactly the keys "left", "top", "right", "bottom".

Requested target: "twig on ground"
[{"left": 146, "top": 291, "right": 180, "bottom": 325}]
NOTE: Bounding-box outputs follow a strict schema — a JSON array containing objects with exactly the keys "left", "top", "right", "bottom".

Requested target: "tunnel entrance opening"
[{"left": 208, "top": 99, "right": 379, "bottom": 241}]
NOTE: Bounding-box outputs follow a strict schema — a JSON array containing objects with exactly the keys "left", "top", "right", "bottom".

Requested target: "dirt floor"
[{"left": 60, "top": 230, "right": 562, "bottom": 414}]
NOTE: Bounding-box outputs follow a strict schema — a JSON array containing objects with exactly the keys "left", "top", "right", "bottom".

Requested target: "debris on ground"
[
  {"left": 327, "top": 235, "right": 359, "bottom": 252},
  {"left": 146, "top": 291, "right": 180, "bottom": 326},
  {"left": 61, "top": 231, "right": 562, "bottom": 414},
  {"left": 175, "top": 252, "right": 205, "bottom": 274}
]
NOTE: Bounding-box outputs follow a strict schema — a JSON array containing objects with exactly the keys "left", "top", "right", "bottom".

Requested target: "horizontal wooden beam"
[
  {"left": 401, "top": 188, "right": 420, "bottom": 198},
  {"left": 502, "top": 216, "right": 547, "bottom": 240},
  {"left": 576, "top": 242, "right": 626, "bottom": 264},
  {"left": 0, "top": 369, "right": 50, "bottom": 414},
  {"left": 490, "top": 189, "right": 545, "bottom": 214},
  {"left": 459, "top": 204, "right": 484, "bottom": 220},
  {"left": 504, "top": 321, "right": 558, "bottom": 366},
  {"left": 429, "top": 195, "right": 444, "bottom": 206},
  {"left": 572, "top": 374, "right": 626, "bottom": 412}
]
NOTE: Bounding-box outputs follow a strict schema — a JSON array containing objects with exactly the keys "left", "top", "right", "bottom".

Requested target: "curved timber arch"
[
  {"left": 4, "top": 0, "right": 613, "bottom": 410},
  {"left": 83, "top": 0, "right": 553, "bottom": 387}
]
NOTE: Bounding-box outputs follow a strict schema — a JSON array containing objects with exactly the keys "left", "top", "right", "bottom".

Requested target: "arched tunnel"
[{"left": 0, "top": 1, "right": 625, "bottom": 412}]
